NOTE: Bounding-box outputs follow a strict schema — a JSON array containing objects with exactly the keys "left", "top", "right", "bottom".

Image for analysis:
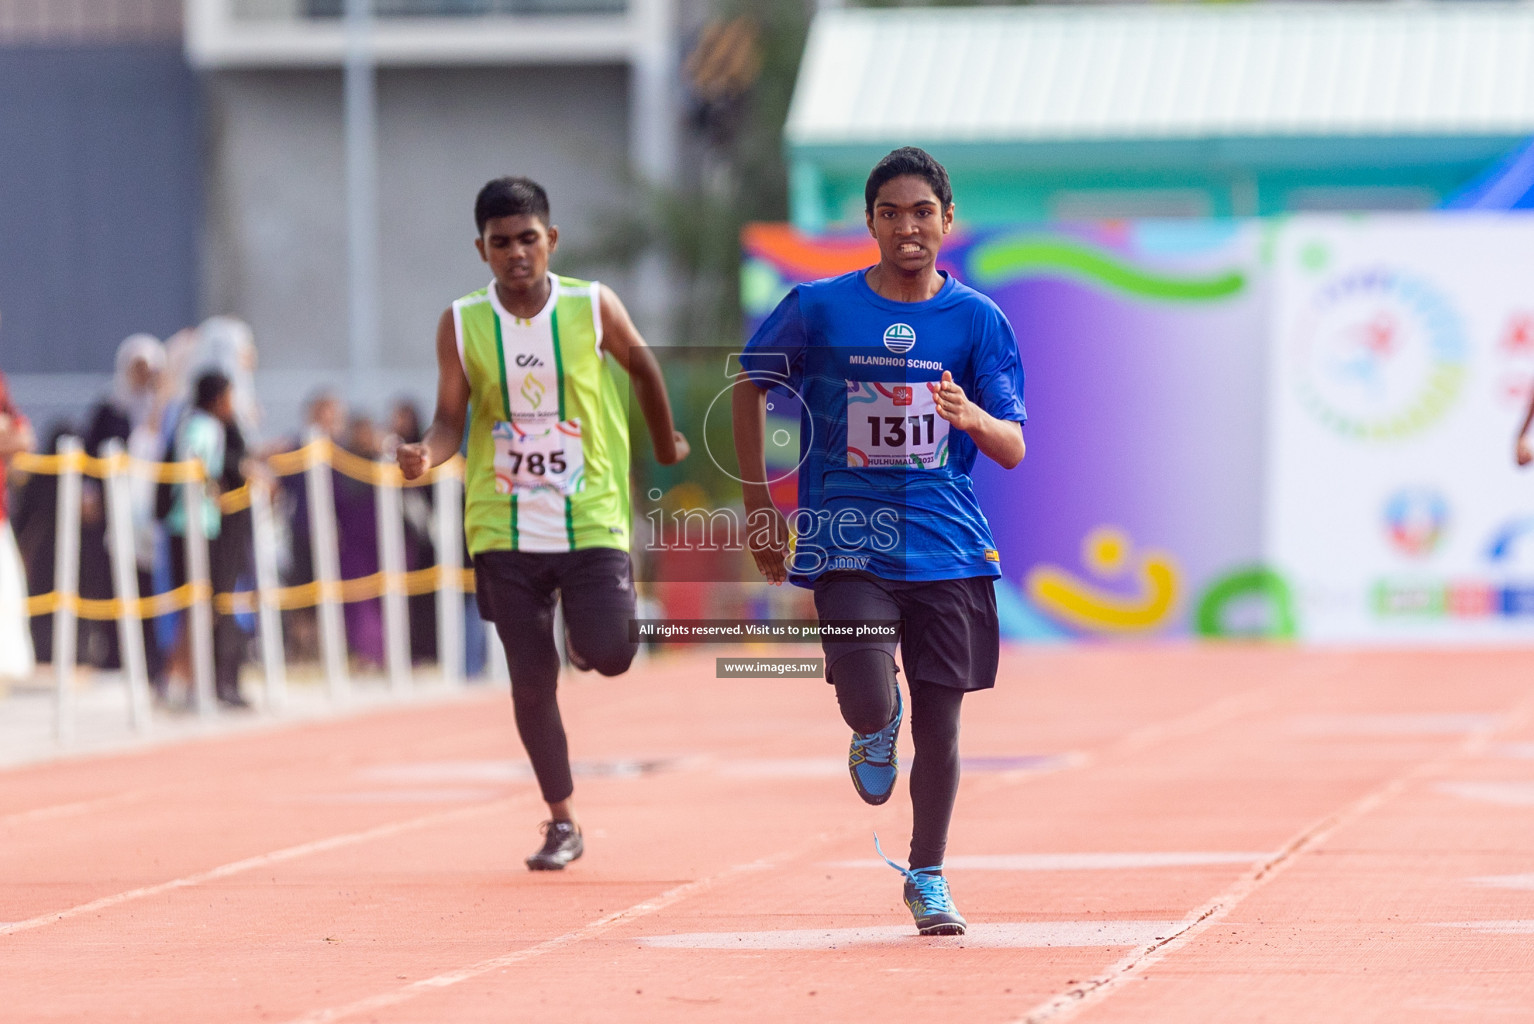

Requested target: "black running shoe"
[{"left": 525, "top": 820, "right": 584, "bottom": 871}]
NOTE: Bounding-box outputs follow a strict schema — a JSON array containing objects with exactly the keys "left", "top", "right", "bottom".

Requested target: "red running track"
[{"left": 3, "top": 646, "right": 1533, "bottom": 1023}]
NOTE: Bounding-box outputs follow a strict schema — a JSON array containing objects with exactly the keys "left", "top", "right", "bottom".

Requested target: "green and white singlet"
[{"left": 455, "top": 274, "right": 630, "bottom": 555}]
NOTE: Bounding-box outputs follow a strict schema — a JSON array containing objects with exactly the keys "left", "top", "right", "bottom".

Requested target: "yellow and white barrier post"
[
  {"left": 305, "top": 431, "right": 349, "bottom": 701},
  {"left": 433, "top": 462, "right": 463, "bottom": 687},
  {"left": 248, "top": 479, "right": 287, "bottom": 711},
  {"left": 51, "top": 436, "right": 83, "bottom": 744},
  {"left": 101, "top": 440, "right": 152, "bottom": 732},
  {"left": 182, "top": 466, "right": 216, "bottom": 718},
  {"left": 376, "top": 460, "right": 411, "bottom": 694}
]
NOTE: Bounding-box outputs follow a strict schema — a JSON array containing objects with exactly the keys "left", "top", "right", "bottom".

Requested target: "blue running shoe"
[
  {"left": 875, "top": 833, "right": 967, "bottom": 936},
  {"left": 848, "top": 684, "right": 903, "bottom": 805}
]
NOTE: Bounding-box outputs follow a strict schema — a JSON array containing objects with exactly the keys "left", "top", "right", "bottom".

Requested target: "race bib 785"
[{"left": 492, "top": 417, "right": 586, "bottom": 495}]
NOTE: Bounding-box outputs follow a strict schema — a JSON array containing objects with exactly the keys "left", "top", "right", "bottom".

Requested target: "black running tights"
[
  {"left": 832, "top": 649, "right": 964, "bottom": 871},
  {"left": 478, "top": 549, "right": 638, "bottom": 805}
]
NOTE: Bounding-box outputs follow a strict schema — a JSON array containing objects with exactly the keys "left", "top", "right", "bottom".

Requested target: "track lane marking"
[
  {"left": 1014, "top": 691, "right": 1534, "bottom": 1024},
  {"left": 0, "top": 789, "right": 148, "bottom": 827},
  {"left": 0, "top": 797, "right": 519, "bottom": 938}
]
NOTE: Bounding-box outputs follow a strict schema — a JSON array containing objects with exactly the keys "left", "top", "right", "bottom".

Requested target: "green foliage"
[{"left": 570, "top": 0, "right": 812, "bottom": 349}]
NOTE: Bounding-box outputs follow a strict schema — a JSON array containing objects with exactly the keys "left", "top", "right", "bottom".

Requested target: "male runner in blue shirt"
[{"left": 733, "top": 147, "right": 1027, "bottom": 936}]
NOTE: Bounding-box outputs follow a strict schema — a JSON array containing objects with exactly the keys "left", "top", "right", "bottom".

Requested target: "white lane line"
[
  {"left": 714, "top": 755, "right": 1071, "bottom": 779},
  {"left": 298, "top": 788, "right": 505, "bottom": 804},
  {"left": 358, "top": 758, "right": 675, "bottom": 784},
  {"left": 640, "top": 921, "right": 1186, "bottom": 951},
  {"left": 830, "top": 852, "right": 1272, "bottom": 871},
  {"left": 0, "top": 797, "right": 516, "bottom": 938},
  {"left": 1470, "top": 874, "right": 1534, "bottom": 890},
  {"left": 0, "top": 790, "right": 147, "bottom": 827},
  {"left": 1492, "top": 742, "right": 1534, "bottom": 759},
  {"left": 1014, "top": 695, "right": 1533, "bottom": 1024},
  {"left": 1289, "top": 713, "right": 1504, "bottom": 737},
  {"left": 276, "top": 830, "right": 836, "bottom": 1024},
  {"left": 1436, "top": 920, "right": 1534, "bottom": 935},
  {"left": 1436, "top": 781, "right": 1534, "bottom": 806}
]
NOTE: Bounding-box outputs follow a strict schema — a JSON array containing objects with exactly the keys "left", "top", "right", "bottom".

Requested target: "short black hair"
[
  {"left": 864, "top": 147, "right": 953, "bottom": 216},
  {"left": 474, "top": 176, "right": 551, "bottom": 234},
  {"left": 194, "top": 370, "right": 231, "bottom": 413}
]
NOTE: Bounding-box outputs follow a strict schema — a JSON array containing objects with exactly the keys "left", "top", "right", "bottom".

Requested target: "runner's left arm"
[
  {"left": 597, "top": 284, "right": 688, "bottom": 466},
  {"left": 929, "top": 371, "right": 1026, "bottom": 469},
  {"left": 933, "top": 306, "right": 1027, "bottom": 470}
]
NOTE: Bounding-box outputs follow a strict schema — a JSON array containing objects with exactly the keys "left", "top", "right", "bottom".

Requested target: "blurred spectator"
[
  {"left": 146, "top": 326, "right": 203, "bottom": 666},
  {"left": 278, "top": 388, "right": 347, "bottom": 663},
  {"left": 386, "top": 397, "right": 437, "bottom": 664},
  {"left": 80, "top": 334, "right": 166, "bottom": 678},
  {"left": 336, "top": 413, "right": 384, "bottom": 669},
  {"left": 0, "top": 358, "right": 37, "bottom": 683},
  {"left": 13, "top": 423, "right": 72, "bottom": 663},
  {"left": 164, "top": 371, "right": 250, "bottom": 708},
  {"left": 196, "top": 316, "right": 262, "bottom": 443}
]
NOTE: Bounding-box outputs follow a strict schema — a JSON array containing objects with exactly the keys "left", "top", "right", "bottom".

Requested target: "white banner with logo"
[{"left": 1265, "top": 214, "right": 1534, "bottom": 642}]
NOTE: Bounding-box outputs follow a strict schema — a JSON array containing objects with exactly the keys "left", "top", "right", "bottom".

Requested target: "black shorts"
[
  {"left": 812, "top": 570, "right": 1000, "bottom": 692},
  {"left": 472, "top": 547, "right": 635, "bottom": 626}
]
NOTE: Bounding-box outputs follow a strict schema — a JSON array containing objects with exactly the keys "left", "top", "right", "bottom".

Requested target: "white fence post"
[
  {"left": 182, "top": 469, "right": 216, "bottom": 719},
  {"left": 305, "top": 430, "right": 349, "bottom": 701},
  {"left": 487, "top": 621, "right": 508, "bottom": 682},
  {"left": 433, "top": 464, "right": 463, "bottom": 688},
  {"left": 249, "top": 480, "right": 287, "bottom": 711},
  {"left": 376, "top": 461, "right": 411, "bottom": 694},
  {"left": 51, "top": 436, "right": 83, "bottom": 745},
  {"left": 101, "top": 440, "right": 151, "bottom": 732}
]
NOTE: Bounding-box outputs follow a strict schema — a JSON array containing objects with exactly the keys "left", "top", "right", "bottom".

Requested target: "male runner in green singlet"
[{"left": 398, "top": 177, "right": 688, "bottom": 870}]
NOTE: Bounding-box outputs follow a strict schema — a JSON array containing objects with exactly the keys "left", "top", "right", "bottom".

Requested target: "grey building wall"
[
  {"left": 0, "top": 44, "right": 200, "bottom": 374},
  {"left": 203, "top": 63, "right": 636, "bottom": 423}
]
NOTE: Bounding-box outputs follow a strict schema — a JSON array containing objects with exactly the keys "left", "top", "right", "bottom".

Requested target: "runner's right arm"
[
  {"left": 732, "top": 377, "right": 789, "bottom": 585},
  {"left": 398, "top": 309, "right": 470, "bottom": 481}
]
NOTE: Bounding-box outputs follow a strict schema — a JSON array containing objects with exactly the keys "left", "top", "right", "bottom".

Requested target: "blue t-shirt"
[{"left": 742, "top": 269, "right": 1026, "bottom": 585}]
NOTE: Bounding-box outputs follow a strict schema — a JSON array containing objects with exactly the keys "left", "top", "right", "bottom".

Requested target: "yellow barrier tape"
[
  {"left": 27, "top": 564, "right": 477, "bottom": 620},
  {"left": 219, "top": 484, "right": 251, "bottom": 514},
  {"left": 12, "top": 439, "right": 461, "bottom": 488},
  {"left": 12, "top": 449, "right": 205, "bottom": 484},
  {"left": 328, "top": 443, "right": 390, "bottom": 485},
  {"left": 264, "top": 445, "right": 312, "bottom": 476},
  {"left": 214, "top": 591, "right": 256, "bottom": 616},
  {"left": 25, "top": 583, "right": 210, "bottom": 620},
  {"left": 402, "top": 567, "right": 439, "bottom": 597},
  {"left": 337, "top": 572, "right": 386, "bottom": 603},
  {"left": 264, "top": 439, "right": 459, "bottom": 487},
  {"left": 274, "top": 581, "right": 323, "bottom": 612}
]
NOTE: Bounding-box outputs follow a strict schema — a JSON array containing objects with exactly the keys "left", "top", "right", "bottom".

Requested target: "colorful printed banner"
[
  {"left": 742, "top": 222, "right": 1274, "bottom": 640},
  {"left": 1266, "top": 215, "right": 1534, "bottom": 643}
]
